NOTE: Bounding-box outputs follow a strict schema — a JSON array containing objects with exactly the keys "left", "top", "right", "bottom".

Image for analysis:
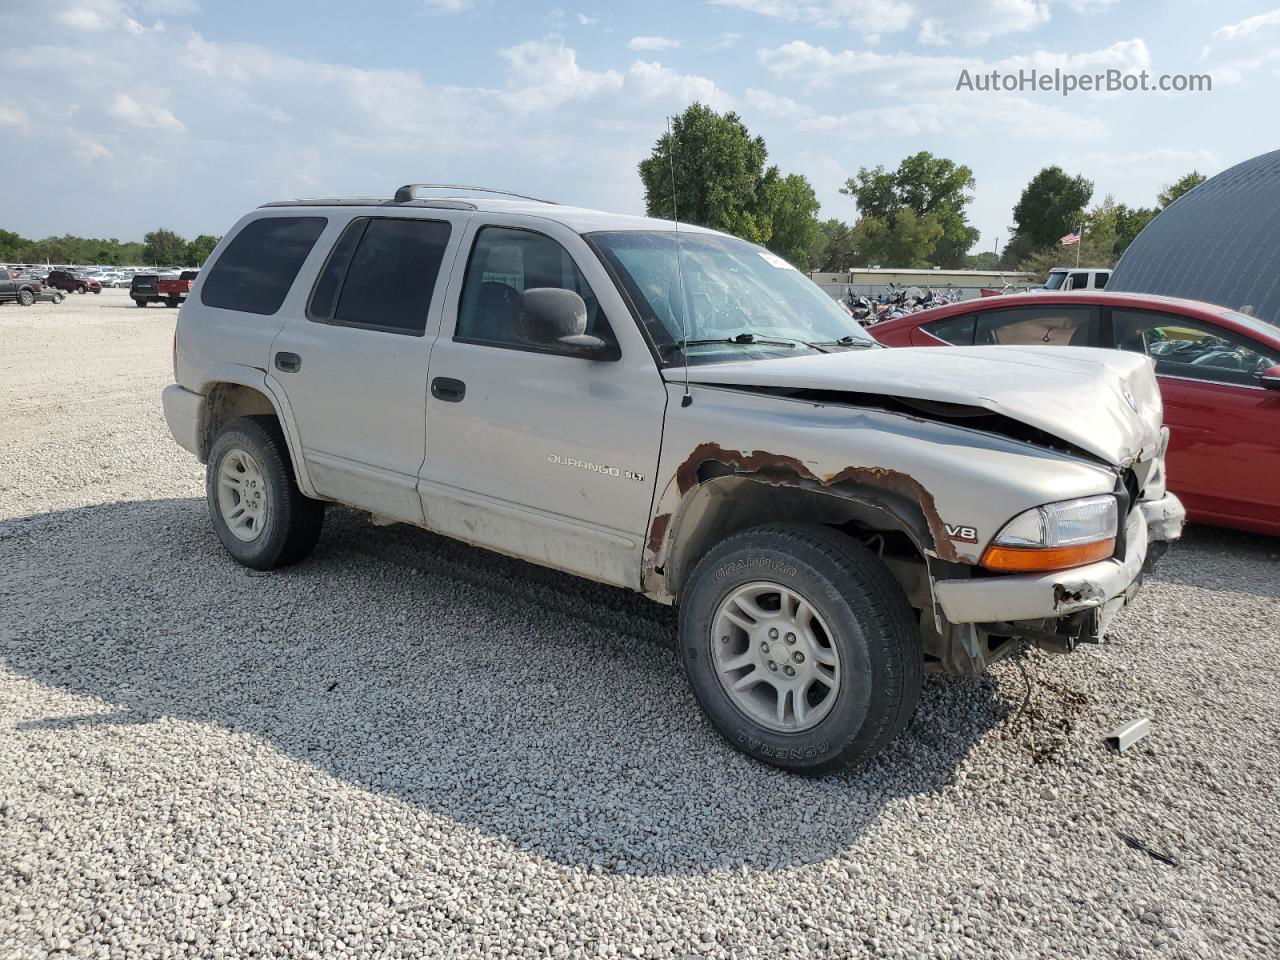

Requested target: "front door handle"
[
  {"left": 274, "top": 351, "right": 302, "bottom": 373},
  {"left": 431, "top": 376, "right": 466, "bottom": 403}
]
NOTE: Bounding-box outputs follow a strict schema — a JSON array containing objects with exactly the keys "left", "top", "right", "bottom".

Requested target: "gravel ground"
[{"left": 2, "top": 291, "right": 1278, "bottom": 959}]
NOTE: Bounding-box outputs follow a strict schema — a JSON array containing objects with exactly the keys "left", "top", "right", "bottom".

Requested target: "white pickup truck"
[{"left": 162, "top": 185, "right": 1184, "bottom": 773}]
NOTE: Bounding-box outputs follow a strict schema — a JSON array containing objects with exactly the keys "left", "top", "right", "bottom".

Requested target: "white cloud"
[
  {"left": 1081, "top": 148, "right": 1220, "bottom": 177},
  {"left": 0, "top": 106, "right": 32, "bottom": 134},
  {"left": 76, "top": 136, "right": 114, "bottom": 162},
  {"left": 708, "top": 31, "right": 742, "bottom": 49},
  {"left": 627, "top": 35, "right": 681, "bottom": 51},
  {"left": 108, "top": 92, "right": 185, "bottom": 130},
  {"left": 757, "top": 37, "right": 1151, "bottom": 99},
  {"left": 628, "top": 61, "right": 732, "bottom": 109},
  {"left": 744, "top": 87, "right": 814, "bottom": 120},
  {"left": 497, "top": 36, "right": 624, "bottom": 111},
  {"left": 1201, "top": 8, "right": 1280, "bottom": 81},
  {"left": 56, "top": 3, "right": 116, "bottom": 31},
  {"left": 577, "top": 12, "right": 599, "bottom": 25},
  {"left": 794, "top": 95, "right": 1106, "bottom": 141},
  {"left": 421, "top": 0, "right": 472, "bottom": 11},
  {"left": 709, "top": 0, "right": 1118, "bottom": 45}
]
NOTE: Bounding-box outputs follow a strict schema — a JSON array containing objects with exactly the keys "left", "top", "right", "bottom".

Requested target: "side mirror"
[
  {"left": 517, "top": 288, "right": 609, "bottom": 358},
  {"left": 1260, "top": 364, "right": 1280, "bottom": 391}
]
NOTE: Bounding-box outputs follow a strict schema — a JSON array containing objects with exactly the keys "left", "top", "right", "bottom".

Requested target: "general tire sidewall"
[
  {"left": 681, "top": 543, "right": 877, "bottom": 772},
  {"left": 206, "top": 425, "right": 289, "bottom": 568}
]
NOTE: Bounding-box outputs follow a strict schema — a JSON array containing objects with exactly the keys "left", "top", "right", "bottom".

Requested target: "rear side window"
[
  {"left": 307, "top": 217, "right": 452, "bottom": 335},
  {"left": 1112, "top": 309, "right": 1279, "bottom": 386},
  {"left": 976, "top": 305, "right": 1095, "bottom": 347},
  {"left": 1095, "top": 272, "right": 1109, "bottom": 289},
  {"left": 201, "top": 216, "right": 326, "bottom": 315}
]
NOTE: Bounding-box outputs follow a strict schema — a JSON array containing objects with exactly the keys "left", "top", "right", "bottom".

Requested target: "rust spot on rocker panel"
[
  {"left": 646, "top": 512, "right": 671, "bottom": 559},
  {"left": 666, "top": 441, "right": 959, "bottom": 563}
]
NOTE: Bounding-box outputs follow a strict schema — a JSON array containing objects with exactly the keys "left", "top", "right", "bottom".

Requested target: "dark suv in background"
[{"left": 44, "top": 270, "right": 102, "bottom": 294}]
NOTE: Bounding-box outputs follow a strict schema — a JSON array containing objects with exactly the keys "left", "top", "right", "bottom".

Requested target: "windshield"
[
  {"left": 1043, "top": 271, "right": 1067, "bottom": 290},
  {"left": 589, "top": 231, "right": 874, "bottom": 365}
]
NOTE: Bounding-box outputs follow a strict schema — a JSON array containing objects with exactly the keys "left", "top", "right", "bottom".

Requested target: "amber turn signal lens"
[{"left": 981, "top": 538, "right": 1116, "bottom": 572}]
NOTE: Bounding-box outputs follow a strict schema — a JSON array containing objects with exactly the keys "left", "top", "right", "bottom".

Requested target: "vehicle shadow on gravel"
[{"left": 1, "top": 497, "right": 1008, "bottom": 877}]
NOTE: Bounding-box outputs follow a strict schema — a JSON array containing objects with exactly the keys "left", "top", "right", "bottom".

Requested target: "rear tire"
[
  {"left": 52, "top": 291, "right": 64, "bottom": 304},
  {"left": 134, "top": 299, "right": 147, "bottom": 307},
  {"left": 206, "top": 416, "right": 324, "bottom": 570},
  {"left": 679, "top": 523, "right": 922, "bottom": 774},
  {"left": 76, "top": 284, "right": 87, "bottom": 294},
  {"left": 165, "top": 297, "right": 179, "bottom": 308},
  {"left": 18, "top": 289, "right": 34, "bottom": 306}
]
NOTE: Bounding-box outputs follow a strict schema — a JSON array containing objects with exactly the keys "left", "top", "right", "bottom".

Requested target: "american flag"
[{"left": 1060, "top": 228, "right": 1081, "bottom": 246}]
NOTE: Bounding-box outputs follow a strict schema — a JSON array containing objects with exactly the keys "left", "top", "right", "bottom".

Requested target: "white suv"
[{"left": 163, "top": 185, "right": 1183, "bottom": 772}]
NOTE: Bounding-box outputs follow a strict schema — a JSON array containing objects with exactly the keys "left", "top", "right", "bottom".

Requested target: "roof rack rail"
[{"left": 392, "top": 183, "right": 557, "bottom": 205}]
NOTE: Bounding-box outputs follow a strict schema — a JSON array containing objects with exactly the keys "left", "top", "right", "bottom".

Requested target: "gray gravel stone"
[{"left": 2, "top": 292, "right": 1278, "bottom": 959}]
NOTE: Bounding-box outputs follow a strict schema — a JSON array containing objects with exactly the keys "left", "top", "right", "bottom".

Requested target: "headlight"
[{"left": 981, "top": 495, "right": 1119, "bottom": 572}]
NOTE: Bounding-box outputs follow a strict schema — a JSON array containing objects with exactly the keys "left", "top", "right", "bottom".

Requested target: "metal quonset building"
[{"left": 1109, "top": 149, "right": 1280, "bottom": 324}]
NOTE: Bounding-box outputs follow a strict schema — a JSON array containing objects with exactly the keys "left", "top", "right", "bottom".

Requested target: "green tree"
[
  {"left": 759, "top": 173, "right": 822, "bottom": 268},
  {"left": 1010, "top": 166, "right": 1094, "bottom": 249},
  {"left": 1157, "top": 170, "right": 1207, "bottom": 209},
  {"left": 1113, "top": 203, "right": 1156, "bottom": 257},
  {"left": 840, "top": 151, "right": 978, "bottom": 267},
  {"left": 851, "top": 208, "right": 944, "bottom": 269},
  {"left": 812, "top": 219, "right": 858, "bottom": 272},
  {"left": 143, "top": 228, "right": 188, "bottom": 266},
  {"left": 185, "top": 234, "right": 221, "bottom": 266},
  {"left": 964, "top": 251, "right": 1000, "bottom": 270},
  {"left": 639, "top": 103, "right": 772, "bottom": 243}
]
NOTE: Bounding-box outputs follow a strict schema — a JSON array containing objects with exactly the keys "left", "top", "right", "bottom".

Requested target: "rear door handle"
[
  {"left": 431, "top": 377, "right": 466, "bottom": 403},
  {"left": 274, "top": 351, "right": 302, "bottom": 373}
]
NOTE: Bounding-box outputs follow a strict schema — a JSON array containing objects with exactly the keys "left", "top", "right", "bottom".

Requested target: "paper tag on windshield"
[{"left": 757, "top": 251, "right": 795, "bottom": 270}]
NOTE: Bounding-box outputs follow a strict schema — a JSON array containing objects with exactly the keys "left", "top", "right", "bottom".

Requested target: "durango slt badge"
[{"left": 548, "top": 454, "right": 646, "bottom": 483}]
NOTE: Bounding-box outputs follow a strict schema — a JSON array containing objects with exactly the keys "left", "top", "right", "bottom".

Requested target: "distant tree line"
[
  {"left": 640, "top": 103, "right": 1208, "bottom": 276},
  {"left": 0, "top": 227, "right": 221, "bottom": 267}
]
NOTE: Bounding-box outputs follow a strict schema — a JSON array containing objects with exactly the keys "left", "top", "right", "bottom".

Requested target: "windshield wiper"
[
  {"left": 661, "top": 332, "right": 804, "bottom": 355},
  {"left": 807, "top": 336, "right": 876, "bottom": 349}
]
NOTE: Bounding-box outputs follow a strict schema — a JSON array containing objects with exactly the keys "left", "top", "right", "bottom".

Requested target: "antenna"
[{"left": 666, "top": 117, "right": 692, "bottom": 408}]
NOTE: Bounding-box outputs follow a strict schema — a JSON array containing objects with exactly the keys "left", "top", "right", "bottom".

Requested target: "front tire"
[
  {"left": 134, "top": 299, "right": 147, "bottom": 307},
  {"left": 76, "top": 284, "right": 87, "bottom": 294},
  {"left": 679, "top": 523, "right": 921, "bottom": 774},
  {"left": 206, "top": 416, "right": 324, "bottom": 570},
  {"left": 165, "top": 297, "right": 179, "bottom": 308}
]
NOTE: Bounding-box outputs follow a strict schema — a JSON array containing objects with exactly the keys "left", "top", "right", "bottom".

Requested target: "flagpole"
[{"left": 1075, "top": 224, "right": 1083, "bottom": 268}]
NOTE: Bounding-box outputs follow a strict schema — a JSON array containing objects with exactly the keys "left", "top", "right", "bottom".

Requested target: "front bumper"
[{"left": 932, "top": 492, "right": 1185, "bottom": 628}]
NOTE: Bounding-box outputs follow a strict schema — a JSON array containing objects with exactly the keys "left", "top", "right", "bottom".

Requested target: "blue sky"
[{"left": 2, "top": 0, "right": 1276, "bottom": 254}]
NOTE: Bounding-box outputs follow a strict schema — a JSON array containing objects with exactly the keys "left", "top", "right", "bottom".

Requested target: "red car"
[{"left": 871, "top": 291, "right": 1280, "bottom": 536}]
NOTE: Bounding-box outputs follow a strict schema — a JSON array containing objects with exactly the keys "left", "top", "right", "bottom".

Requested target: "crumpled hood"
[{"left": 668, "top": 345, "right": 1163, "bottom": 467}]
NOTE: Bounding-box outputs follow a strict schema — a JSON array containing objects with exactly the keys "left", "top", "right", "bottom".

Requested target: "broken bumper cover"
[
  {"left": 161, "top": 383, "right": 204, "bottom": 459},
  {"left": 932, "top": 492, "right": 1185, "bottom": 626}
]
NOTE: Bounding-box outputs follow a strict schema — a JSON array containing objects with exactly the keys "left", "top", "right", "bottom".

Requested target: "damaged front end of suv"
[{"left": 642, "top": 343, "right": 1185, "bottom": 676}]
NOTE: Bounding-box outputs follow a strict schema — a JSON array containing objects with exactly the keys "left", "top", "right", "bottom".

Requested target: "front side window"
[
  {"left": 201, "top": 216, "right": 327, "bottom": 315},
  {"left": 922, "top": 313, "right": 976, "bottom": 345},
  {"left": 1113, "top": 309, "right": 1278, "bottom": 386},
  {"left": 1044, "top": 271, "right": 1067, "bottom": 290},
  {"left": 976, "top": 306, "right": 1095, "bottom": 346},
  {"left": 589, "top": 231, "right": 873, "bottom": 365},
  {"left": 456, "top": 226, "right": 613, "bottom": 353},
  {"left": 308, "top": 217, "right": 452, "bottom": 335},
  {"left": 1095, "top": 272, "right": 1109, "bottom": 288}
]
